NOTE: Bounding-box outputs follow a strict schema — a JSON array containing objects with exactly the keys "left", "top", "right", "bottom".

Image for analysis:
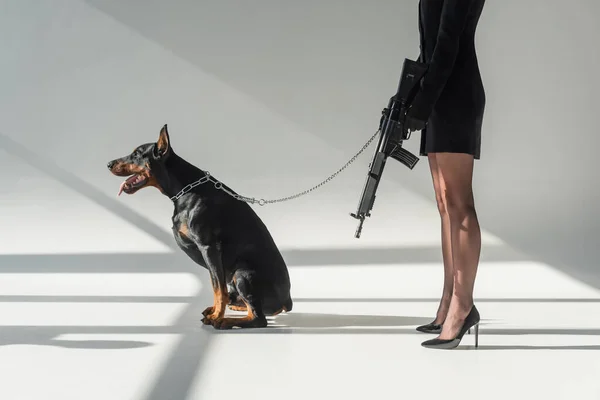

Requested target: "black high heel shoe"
[
  {"left": 417, "top": 321, "right": 477, "bottom": 335},
  {"left": 421, "top": 305, "right": 480, "bottom": 349},
  {"left": 416, "top": 322, "right": 442, "bottom": 334}
]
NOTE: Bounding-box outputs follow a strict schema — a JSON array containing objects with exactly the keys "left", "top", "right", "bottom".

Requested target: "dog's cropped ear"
[{"left": 155, "top": 124, "right": 171, "bottom": 158}]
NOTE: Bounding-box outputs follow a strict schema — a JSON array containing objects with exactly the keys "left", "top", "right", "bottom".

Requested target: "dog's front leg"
[{"left": 198, "top": 244, "right": 228, "bottom": 326}]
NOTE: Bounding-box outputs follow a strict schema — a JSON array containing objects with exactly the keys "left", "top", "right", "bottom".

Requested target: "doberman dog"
[{"left": 107, "top": 124, "right": 293, "bottom": 329}]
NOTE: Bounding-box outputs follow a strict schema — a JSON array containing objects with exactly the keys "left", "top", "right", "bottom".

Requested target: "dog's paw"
[
  {"left": 212, "top": 318, "right": 235, "bottom": 330},
  {"left": 202, "top": 306, "right": 214, "bottom": 317},
  {"left": 201, "top": 310, "right": 227, "bottom": 327}
]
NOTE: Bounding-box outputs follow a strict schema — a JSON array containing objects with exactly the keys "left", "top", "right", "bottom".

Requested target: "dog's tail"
[
  {"left": 263, "top": 290, "right": 293, "bottom": 315},
  {"left": 282, "top": 295, "right": 293, "bottom": 313}
]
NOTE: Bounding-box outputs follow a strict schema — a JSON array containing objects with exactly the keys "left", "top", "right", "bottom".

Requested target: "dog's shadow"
[{"left": 267, "top": 312, "right": 432, "bottom": 329}]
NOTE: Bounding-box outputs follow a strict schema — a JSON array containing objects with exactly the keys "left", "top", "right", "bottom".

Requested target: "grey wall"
[{"left": 1, "top": 0, "right": 599, "bottom": 287}]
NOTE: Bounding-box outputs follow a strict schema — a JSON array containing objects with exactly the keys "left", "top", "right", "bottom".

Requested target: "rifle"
[{"left": 350, "top": 58, "right": 428, "bottom": 238}]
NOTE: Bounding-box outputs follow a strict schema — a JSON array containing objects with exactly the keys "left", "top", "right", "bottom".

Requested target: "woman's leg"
[
  {"left": 427, "top": 154, "right": 455, "bottom": 325},
  {"left": 434, "top": 152, "right": 481, "bottom": 340}
]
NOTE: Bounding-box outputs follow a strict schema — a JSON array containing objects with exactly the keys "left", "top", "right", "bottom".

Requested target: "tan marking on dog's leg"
[
  {"left": 202, "top": 287, "right": 218, "bottom": 321},
  {"left": 205, "top": 287, "right": 228, "bottom": 324}
]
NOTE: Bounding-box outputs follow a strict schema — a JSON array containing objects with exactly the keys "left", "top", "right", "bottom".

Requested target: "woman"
[{"left": 405, "top": 0, "right": 486, "bottom": 349}]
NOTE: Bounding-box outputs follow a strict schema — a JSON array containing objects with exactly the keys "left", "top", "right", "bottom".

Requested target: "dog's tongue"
[
  {"left": 118, "top": 181, "right": 128, "bottom": 196},
  {"left": 118, "top": 175, "right": 137, "bottom": 196},
  {"left": 118, "top": 175, "right": 146, "bottom": 196}
]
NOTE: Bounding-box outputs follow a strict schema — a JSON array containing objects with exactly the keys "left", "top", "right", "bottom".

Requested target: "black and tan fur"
[{"left": 107, "top": 124, "right": 293, "bottom": 329}]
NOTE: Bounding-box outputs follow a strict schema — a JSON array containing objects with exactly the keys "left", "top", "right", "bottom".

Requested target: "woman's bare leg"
[
  {"left": 427, "top": 154, "right": 454, "bottom": 325},
  {"left": 435, "top": 152, "right": 481, "bottom": 340}
]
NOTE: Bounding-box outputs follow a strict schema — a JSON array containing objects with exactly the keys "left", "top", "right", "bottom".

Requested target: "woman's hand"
[{"left": 406, "top": 106, "right": 428, "bottom": 132}]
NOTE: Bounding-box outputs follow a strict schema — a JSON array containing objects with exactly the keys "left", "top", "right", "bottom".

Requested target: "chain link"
[{"left": 170, "top": 130, "right": 380, "bottom": 205}]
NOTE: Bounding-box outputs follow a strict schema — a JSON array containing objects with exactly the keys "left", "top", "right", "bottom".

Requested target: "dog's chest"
[
  {"left": 172, "top": 217, "right": 192, "bottom": 243},
  {"left": 171, "top": 211, "right": 211, "bottom": 246}
]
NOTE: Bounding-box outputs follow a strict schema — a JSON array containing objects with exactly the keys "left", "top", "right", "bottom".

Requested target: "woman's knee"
[{"left": 442, "top": 191, "right": 476, "bottom": 222}]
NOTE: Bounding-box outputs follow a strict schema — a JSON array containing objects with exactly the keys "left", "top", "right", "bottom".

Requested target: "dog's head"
[{"left": 107, "top": 124, "right": 172, "bottom": 196}]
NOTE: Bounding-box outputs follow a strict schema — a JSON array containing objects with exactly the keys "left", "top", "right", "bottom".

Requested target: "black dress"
[{"left": 412, "top": 0, "right": 486, "bottom": 159}]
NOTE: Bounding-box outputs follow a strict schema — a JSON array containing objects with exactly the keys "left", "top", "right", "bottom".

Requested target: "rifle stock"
[{"left": 350, "top": 58, "right": 428, "bottom": 238}]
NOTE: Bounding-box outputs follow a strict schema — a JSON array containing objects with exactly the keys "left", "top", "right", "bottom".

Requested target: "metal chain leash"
[{"left": 170, "top": 129, "right": 380, "bottom": 205}]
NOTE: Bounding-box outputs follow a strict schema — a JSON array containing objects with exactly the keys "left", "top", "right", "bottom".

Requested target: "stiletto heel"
[{"left": 421, "top": 305, "right": 480, "bottom": 350}]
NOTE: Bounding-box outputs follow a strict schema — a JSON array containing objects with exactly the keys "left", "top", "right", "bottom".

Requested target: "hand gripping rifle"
[{"left": 350, "top": 58, "right": 428, "bottom": 238}]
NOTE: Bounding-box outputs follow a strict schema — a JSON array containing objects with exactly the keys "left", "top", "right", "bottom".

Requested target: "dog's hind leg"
[
  {"left": 212, "top": 269, "right": 268, "bottom": 330},
  {"left": 226, "top": 283, "right": 248, "bottom": 312}
]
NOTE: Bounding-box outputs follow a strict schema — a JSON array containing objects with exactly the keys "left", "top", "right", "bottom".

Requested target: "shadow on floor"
[
  {"left": 457, "top": 345, "right": 600, "bottom": 351},
  {"left": 0, "top": 339, "right": 153, "bottom": 349},
  {"left": 0, "top": 253, "right": 200, "bottom": 274},
  {"left": 0, "top": 244, "right": 526, "bottom": 274},
  {"left": 280, "top": 245, "right": 525, "bottom": 266},
  {"left": 270, "top": 312, "right": 432, "bottom": 328}
]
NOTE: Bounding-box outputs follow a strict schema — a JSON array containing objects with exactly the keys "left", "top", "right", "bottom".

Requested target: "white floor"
[
  {"left": 192, "top": 263, "right": 600, "bottom": 400},
  {"left": 2, "top": 245, "right": 600, "bottom": 400},
  {"left": 2, "top": 146, "right": 600, "bottom": 400}
]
